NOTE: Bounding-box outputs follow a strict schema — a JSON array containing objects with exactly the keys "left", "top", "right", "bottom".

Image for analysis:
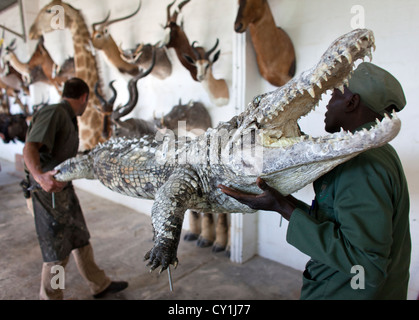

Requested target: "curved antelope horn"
[
  {"left": 6, "top": 38, "right": 16, "bottom": 51},
  {"left": 178, "top": 0, "right": 191, "bottom": 11},
  {"left": 94, "top": 82, "right": 106, "bottom": 107},
  {"left": 91, "top": 11, "right": 111, "bottom": 30},
  {"left": 167, "top": 0, "right": 177, "bottom": 22},
  {"left": 105, "top": 0, "right": 142, "bottom": 27},
  {"left": 205, "top": 38, "right": 219, "bottom": 59},
  {"left": 108, "top": 80, "right": 118, "bottom": 106},
  {"left": 138, "top": 46, "right": 156, "bottom": 78},
  {"left": 113, "top": 48, "right": 156, "bottom": 120},
  {"left": 191, "top": 41, "right": 200, "bottom": 59}
]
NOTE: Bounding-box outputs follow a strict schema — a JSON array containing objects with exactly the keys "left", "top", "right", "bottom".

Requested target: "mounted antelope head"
[
  {"left": 161, "top": 0, "right": 198, "bottom": 81},
  {"left": 156, "top": 99, "right": 212, "bottom": 136},
  {"left": 0, "top": 112, "right": 28, "bottom": 143},
  {"left": 234, "top": 0, "right": 296, "bottom": 87},
  {"left": 118, "top": 42, "right": 172, "bottom": 80},
  {"left": 184, "top": 39, "right": 229, "bottom": 107},
  {"left": 91, "top": 1, "right": 142, "bottom": 76},
  {"left": 27, "top": 36, "right": 74, "bottom": 94},
  {"left": 94, "top": 48, "right": 156, "bottom": 139},
  {"left": 0, "top": 96, "right": 49, "bottom": 144},
  {"left": 3, "top": 39, "right": 31, "bottom": 84}
]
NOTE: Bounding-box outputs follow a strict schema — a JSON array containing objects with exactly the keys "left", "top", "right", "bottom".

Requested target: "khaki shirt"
[{"left": 26, "top": 100, "right": 79, "bottom": 172}]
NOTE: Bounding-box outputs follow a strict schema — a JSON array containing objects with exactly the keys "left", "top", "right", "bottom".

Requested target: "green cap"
[{"left": 347, "top": 62, "right": 406, "bottom": 116}]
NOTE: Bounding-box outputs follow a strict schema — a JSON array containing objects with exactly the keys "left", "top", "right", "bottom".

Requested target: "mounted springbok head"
[
  {"left": 3, "top": 39, "right": 31, "bottom": 84},
  {"left": 94, "top": 49, "right": 156, "bottom": 139},
  {"left": 91, "top": 1, "right": 141, "bottom": 76},
  {"left": 185, "top": 39, "right": 229, "bottom": 107},
  {"left": 161, "top": 0, "right": 198, "bottom": 81},
  {"left": 118, "top": 42, "right": 172, "bottom": 80},
  {"left": 234, "top": 0, "right": 296, "bottom": 87}
]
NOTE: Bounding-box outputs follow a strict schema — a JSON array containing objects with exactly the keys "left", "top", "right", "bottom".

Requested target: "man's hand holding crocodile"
[{"left": 218, "top": 177, "right": 296, "bottom": 221}]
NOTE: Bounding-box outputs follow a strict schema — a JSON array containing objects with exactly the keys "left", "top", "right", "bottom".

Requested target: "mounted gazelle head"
[
  {"left": 184, "top": 39, "right": 230, "bottom": 107},
  {"left": 91, "top": 0, "right": 141, "bottom": 50},
  {"left": 90, "top": 1, "right": 141, "bottom": 76},
  {"left": 186, "top": 39, "right": 220, "bottom": 82},
  {"left": 234, "top": 0, "right": 268, "bottom": 33}
]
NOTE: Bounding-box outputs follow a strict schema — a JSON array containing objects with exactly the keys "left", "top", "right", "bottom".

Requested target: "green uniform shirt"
[
  {"left": 286, "top": 122, "right": 411, "bottom": 300},
  {"left": 26, "top": 100, "right": 79, "bottom": 172}
]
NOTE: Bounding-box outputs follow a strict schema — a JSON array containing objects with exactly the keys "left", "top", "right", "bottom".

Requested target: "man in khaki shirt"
[{"left": 24, "top": 78, "right": 128, "bottom": 299}]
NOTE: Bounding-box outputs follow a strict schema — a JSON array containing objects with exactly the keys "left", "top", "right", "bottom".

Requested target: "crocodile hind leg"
[{"left": 144, "top": 167, "right": 200, "bottom": 272}]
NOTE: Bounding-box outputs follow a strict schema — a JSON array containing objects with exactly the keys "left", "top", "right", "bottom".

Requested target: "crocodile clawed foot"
[{"left": 144, "top": 245, "right": 178, "bottom": 273}]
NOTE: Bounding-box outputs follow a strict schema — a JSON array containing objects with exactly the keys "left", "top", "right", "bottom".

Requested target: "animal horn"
[
  {"left": 167, "top": 0, "right": 177, "bottom": 22},
  {"left": 178, "top": 0, "right": 191, "bottom": 11},
  {"left": 138, "top": 46, "right": 156, "bottom": 78},
  {"left": 105, "top": 0, "right": 142, "bottom": 27},
  {"left": 113, "top": 48, "right": 155, "bottom": 120},
  {"left": 91, "top": 11, "right": 111, "bottom": 30},
  {"left": 205, "top": 38, "right": 219, "bottom": 59},
  {"left": 191, "top": 41, "right": 200, "bottom": 59},
  {"left": 108, "top": 80, "right": 118, "bottom": 106},
  {"left": 94, "top": 81, "right": 111, "bottom": 112}
]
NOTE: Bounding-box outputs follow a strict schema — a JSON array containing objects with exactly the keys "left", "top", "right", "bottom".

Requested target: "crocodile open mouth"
[{"left": 247, "top": 29, "right": 377, "bottom": 148}]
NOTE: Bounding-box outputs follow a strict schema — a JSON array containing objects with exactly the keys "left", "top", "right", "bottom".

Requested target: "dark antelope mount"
[
  {"left": 94, "top": 48, "right": 156, "bottom": 139},
  {"left": 4, "top": 38, "right": 74, "bottom": 93},
  {"left": 234, "top": 0, "right": 296, "bottom": 87},
  {"left": 162, "top": 0, "right": 199, "bottom": 81}
]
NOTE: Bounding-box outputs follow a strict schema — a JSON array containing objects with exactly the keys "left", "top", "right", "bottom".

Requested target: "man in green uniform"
[
  {"left": 219, "top": 62, "right": 411, "bottom": 299},
  {"left": 23, "top": 78, "right": 128, "bottom": 300}
]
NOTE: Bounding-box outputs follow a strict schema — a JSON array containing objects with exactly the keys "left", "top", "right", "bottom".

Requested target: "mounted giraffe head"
[
  {"left": 234, "top": 0, "right": 268, "bottom": 33},
  {"left": 29, "top": 0, "right": 71, "bottom": 39}
]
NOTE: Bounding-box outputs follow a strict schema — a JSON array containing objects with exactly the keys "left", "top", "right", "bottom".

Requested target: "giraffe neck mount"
[{"left": 29, "top": 0, "right": 108, "bottom": 151}]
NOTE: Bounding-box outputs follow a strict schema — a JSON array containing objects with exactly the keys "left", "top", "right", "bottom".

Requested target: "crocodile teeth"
[
  {"left": 344, "top": 51, "right": 352, "bottom": 64},
  {"left": 308, "top": 87, "right": 315, "bottom": 98}
]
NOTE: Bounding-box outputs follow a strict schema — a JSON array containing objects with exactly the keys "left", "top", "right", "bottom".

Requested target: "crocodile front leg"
[{"left": 144, "top": 167, "right": 200, "bottom": 272}]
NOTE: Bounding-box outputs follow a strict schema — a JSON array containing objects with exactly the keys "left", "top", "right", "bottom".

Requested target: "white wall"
[{"left": 1, "top": 0, "right": 418, "bottom": 299}]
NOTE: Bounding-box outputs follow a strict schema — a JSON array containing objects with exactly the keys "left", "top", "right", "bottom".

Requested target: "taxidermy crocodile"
[{"left": 54, "top": 29, "right": 401, "bottom": 272}]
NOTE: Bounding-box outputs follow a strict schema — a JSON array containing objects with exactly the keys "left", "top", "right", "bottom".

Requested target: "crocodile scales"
[{"left": 55, "top": 29, "right": 401, "bottom": 272}]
